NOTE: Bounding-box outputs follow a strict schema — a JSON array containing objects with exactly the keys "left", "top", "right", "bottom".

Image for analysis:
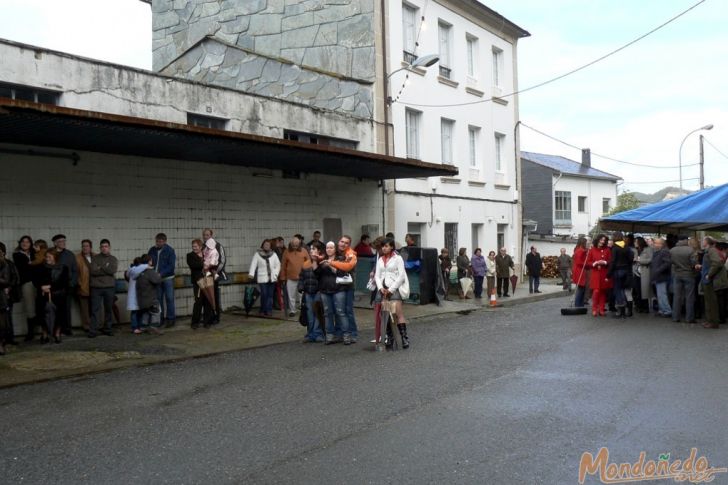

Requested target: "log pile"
[{"left": 540, "top": 256, "right": 561, "bottom": 278}]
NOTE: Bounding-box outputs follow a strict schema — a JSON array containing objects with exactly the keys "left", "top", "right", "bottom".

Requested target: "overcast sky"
[{"left": 1, "top": 0, "right": 726, "bottom": 194}]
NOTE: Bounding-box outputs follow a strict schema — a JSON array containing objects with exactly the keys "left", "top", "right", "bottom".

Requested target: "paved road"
[{"left": 1, "top": 297, "right": 726, "bottom": 484}]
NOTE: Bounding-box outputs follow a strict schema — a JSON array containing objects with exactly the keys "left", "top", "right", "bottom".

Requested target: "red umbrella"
[{"left": 510, "top": 274, "right": 519, "bottom": 295}]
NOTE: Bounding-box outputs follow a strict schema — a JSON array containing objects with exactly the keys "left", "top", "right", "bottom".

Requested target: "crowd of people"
[
  {"left": 569, "top": 232, "right": 728, "bottom": 328},
  {"left": 0, "top": 229, "right": 228, "bottom": 354},
  {"left": 247, "top": 233, "right": 410, "bottom": 349},
  {"left": 438, "top": 246, "right": 516, "bottom": 300}
]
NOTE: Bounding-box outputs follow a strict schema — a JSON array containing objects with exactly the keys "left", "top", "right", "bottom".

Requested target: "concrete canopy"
[{"left": 0, "top": 98, "right": 457, "bottom": 180}]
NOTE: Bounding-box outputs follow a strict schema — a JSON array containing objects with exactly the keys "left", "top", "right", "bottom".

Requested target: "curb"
[{"left": 0, "top": 290, "right": 570, "bottom": 390}]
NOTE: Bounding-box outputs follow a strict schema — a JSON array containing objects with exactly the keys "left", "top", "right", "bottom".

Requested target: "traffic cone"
[{"left": 490, "top": 288, "right": 497, "bottom": 307}]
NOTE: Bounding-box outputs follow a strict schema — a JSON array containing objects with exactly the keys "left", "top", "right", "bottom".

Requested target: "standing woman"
[
  {"left": 32, "top": 250, "right": 69, "bottom": 343},
  {"left": 586, "top": 234, "right": 612, "bottom": 317},
  {"left": 375, "top": 238, "right": 410, "bottom": 349},
  {"left": 572, "top": 237, "right": 588, "bottom": 308},
  {"left": 0, "top": 243, "right": 15, "bottom": 355},
  {"left": 637, "top": 237, "right": 654, "bottom": 313},
  {"left": 12, "top": 235, "right": 36, "bottom": 341},
  {"left": 456, "top": 248, "right": 471, "bottom": 299},
  {"left": 471, "top": 249, "right": 486, "bottom": 299},
  {"left": 486, "top": 251, "right": 497, "bottom": 298},
  {"left": 439, "top": 248, "right": 452, "bottom": 300},
  {"left": 318, "top": 242, "right": 353, "bottom": 345},
  {"left": 187, "top": 239, "right": 213, "bottom": 328},
  {"left": 248, "top": 239, "right": 280, "bottom": 317}
]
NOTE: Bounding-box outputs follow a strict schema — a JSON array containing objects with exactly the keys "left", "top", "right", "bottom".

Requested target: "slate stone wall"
[{"left": 152, "top": 0, "right": 376, "bottom": 81}]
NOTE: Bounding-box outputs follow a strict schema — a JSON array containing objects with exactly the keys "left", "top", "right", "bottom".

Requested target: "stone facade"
[
  {"left": 151, "top": 0, "right": 376, "bottom": 82},
  {"left": 161, "top": 37, "right": 372, "bottom": 118}
]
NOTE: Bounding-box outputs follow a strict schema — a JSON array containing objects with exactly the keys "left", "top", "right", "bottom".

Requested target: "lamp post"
[
  {"left": 385, "top": 54, "right": 439, "bottom": 104},
  {"left": 678, "top": 124, "right": 713, "bottom": 191}
]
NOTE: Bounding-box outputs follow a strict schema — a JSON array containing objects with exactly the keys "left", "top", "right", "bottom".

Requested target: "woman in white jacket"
[
  {"left": 248, "top": 239, "right": 281, "bottom": 317},
  {"left": 374, "top": 238, "right": 410, "bottom": 348}
]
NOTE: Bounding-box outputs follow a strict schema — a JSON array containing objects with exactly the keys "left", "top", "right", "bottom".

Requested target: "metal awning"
[{"left": 0, "top": 98, "right": 457, "bottom": 180}]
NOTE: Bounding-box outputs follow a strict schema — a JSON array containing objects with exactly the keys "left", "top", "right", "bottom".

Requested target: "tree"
[{"left": 607, "top": 191, "right": 641, "bottom": 216}]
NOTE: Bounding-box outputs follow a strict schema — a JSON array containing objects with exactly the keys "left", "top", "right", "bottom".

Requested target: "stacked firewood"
[{"left": 540, "top": 256, "right": 561, "bottom": 278}]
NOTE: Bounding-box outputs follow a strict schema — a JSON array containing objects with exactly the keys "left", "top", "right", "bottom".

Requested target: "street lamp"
[
  {"left": 678, "top": 123, "right": 713, "bottom": 191},
  {"left": 385, "top": 54, "right": 439, "bottom": 104}
]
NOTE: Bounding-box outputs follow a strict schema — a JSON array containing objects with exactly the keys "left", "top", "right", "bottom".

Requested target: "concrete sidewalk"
[{"left": 0, "top": 280, "right": 569, "bottom": 388}]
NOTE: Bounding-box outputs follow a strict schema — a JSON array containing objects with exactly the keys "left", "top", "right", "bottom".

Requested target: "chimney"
[{"left": 581, "top": 148, "right": 591, "bottom": 168}]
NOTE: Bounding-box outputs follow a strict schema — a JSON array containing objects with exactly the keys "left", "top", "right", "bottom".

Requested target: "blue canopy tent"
[{"left": 600, "top": 183, "right": 728, "bottom": 233}]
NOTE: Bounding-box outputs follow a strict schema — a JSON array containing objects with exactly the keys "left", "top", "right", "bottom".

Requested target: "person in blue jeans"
[
  {"left": 470, "top": 248, "right": 486, "bottom": 298},
  {"left": 148, "top": 233, "right": 176, "bottom": 327},
  {"left": 298, "top": 242, "right": 324, "bottom": 343},
  {"left": 327, "top": 236, "right": 358, "bottom": 342},
  {"left": 317, "top": 242, "right": 351, "bottom": 345},
  {"left": 650, "top": 238, "right": 672, "bottom": 317},
  {"left": 248, "top": 239, "right": 281, "bottom": 317}
]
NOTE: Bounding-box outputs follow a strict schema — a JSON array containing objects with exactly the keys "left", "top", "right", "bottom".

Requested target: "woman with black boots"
[
  {"left": 374, "top": 238, "right": 410, "bottom": 349},
  {"left": 608, "top": 232, "right": 634, "bottom": 319}
]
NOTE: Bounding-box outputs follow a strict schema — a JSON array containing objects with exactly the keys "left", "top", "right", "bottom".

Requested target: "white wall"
[
  {"left": 385, "top": 0, "right": 522, "bottom": 258},
  {"left": 1, "top": 145, "right": 382, "bottom": 330},
  {"left": 0, "top": 39, "right": 374, "bottom": 151},
  {"left": 552, "top": 175, "right": 617, "bottom": 237}
]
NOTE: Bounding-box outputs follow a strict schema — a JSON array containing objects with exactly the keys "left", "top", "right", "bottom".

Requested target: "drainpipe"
[{"left": 380, "top": 0, "right": 390, "bottom": 233}]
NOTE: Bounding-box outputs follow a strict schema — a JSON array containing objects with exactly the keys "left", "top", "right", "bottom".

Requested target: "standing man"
[
  {"left": 558, "top": 248, "right": 573, "bottom": 291},
  {"left": 148, "top": 233, "right": 176, "bottom": 328},
  {"left": 650, "top": 238, "right": 672, "bottom": 318},
  {"left": 405, "top": 234, "right": 417, "bottom": 247},
  {"left": 670, "top": 235, "right": 697, "bottom": 323},
  {"left": 525, "top": 246, "right": 543, "bottom": 294},
  {"left": 75, "top": 239, "right": 94, "bottom": 332},
  {"left": 280, "top": 235, "right": 310, "bottom": 317},
  {"left": 354, "top": 235, "right": 374, "bottom": 257},
  {"left": 495, "top": 248, "right": 514, "bottom": 298},
  {"left": 203, "top": 228, "right": 226, "bottom": 324},
  {"left": 329, "top": 235, "right": 358, "bottom": 342},
  {"left": 88, "top": 239, "right": 118, "bottom": 338},
  {"left": 307, "top": 231, "right": 321, "bottom": 248},
  {"left": 700, "top": 236, "right": 726, "bottom": 329},
  {"left": 51, "top": 234, "right": 78, "bottom": 335}
]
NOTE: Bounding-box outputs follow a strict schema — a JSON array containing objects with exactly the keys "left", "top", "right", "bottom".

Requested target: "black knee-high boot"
[
  {"left": 625, "top": 301, "right": 633, "bottom": 317},
  {"left": 397, "top": 323, "right": 409, "bottom": 349}
]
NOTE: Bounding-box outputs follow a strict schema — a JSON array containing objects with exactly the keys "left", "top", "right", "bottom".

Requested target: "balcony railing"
[
  {"left": 439, "top": 66, "right": 452, "bottom": 79},
  {"left": 403, "top": 51, "right": 417, "bottom": 65}
]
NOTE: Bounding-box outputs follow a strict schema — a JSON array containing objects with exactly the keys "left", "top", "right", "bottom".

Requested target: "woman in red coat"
[
  {"left": 572, "top": 237, "right": 588, "bottom": 307},
  {"left": 586, "top": 234, "right": 612, "bottom": 316}
]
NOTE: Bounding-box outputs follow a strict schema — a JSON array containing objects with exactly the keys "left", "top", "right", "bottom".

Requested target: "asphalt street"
[{"left": 1, "top": 297, "right": 726, "bottom": 484}]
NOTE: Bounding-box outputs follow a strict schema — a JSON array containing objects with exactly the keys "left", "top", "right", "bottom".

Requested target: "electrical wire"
[
  {"left": 398, "top": 0, "right": 707, "bottom": 108},
  {"left": 624, "top": 177, "right": 699, "bottom": 185},
  {"left": 703, "top": 137, "right": 728, "bottom": 160},
  {"left": 521, "top": 122, "right": 700, "bottom": 169}
]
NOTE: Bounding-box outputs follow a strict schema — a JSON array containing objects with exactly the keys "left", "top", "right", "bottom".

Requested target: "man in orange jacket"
[{"left": 329, "top": 235, "right": 358, "bottom": 342}]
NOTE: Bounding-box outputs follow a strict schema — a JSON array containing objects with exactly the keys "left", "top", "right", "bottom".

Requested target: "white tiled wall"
[{"left": 1, "top": 145, "right": 383, "bottom": 330}]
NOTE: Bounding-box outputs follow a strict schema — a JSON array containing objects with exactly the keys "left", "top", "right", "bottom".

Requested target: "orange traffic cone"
[{"left": 490, "top": 288, "right": 498, "bottom": 307}]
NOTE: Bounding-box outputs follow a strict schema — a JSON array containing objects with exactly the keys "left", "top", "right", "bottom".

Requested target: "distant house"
[{"left": 521, "top": 150, "right": 621, "bottom": 238}]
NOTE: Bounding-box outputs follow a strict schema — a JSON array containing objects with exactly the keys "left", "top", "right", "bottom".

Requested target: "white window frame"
[
  {"left": 494, "top": 132, "right": 505, "bottom": 173},
  {"left": 578, "top": 196, "right": 588, "bottom": 213},
  {"left": 438, "top": 21, "right": 452, "bottom": 72},
  {"left": 555, "top": 191, "right": 572, "bottom": 225},
  {"left": 466, "top": 34, "right": 478, "bottom": 79},
  {"left": 402, "top": 3, "right": 417, "bottom": 59},
  {"left": 440, "top": 118, "right": 454, "bottom": 165},
  {"left": 468, "top": 125, "right": 480, "bottom": 169},
  {"left": 405, "top": 108, "right": 421, "bottom": 159},
  {"left": 492, "top": 46, "right": 503, "bottom": 88}
]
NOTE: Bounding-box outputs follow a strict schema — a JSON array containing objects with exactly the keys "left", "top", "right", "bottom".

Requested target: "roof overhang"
[{"left": 0, "top": 98, "right": 457, "bottom": 180}]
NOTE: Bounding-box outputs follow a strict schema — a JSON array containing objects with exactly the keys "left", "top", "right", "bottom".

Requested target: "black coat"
[
  {"left": 525, "top": 252, "right": 542, "bottom": 277},
  {"left": 136, "top": 268, "right": 162, "bottom": 310},
  {"left": 650, "top": 248, "right": 672, "bottom": 283},
  {"left": 186, "top": 252, "right": 204, "bottom": 283}
]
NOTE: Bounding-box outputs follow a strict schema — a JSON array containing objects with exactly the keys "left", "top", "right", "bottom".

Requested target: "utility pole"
[{"left": 699, "top": 134, "right": 705, "bottom": 190}]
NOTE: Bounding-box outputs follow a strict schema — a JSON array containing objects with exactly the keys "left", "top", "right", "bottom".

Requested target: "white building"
[
  {"left": 521, "top": 150, "right": 621, "bottom": 255},
  {"left": 0, "top": 37, "right": 451, "bottom": 329},
  {"left": 384, "top": 0, "right": 529, "bottom": 258}
]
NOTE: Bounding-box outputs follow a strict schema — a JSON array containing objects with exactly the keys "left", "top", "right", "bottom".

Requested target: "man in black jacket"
[
  {"left": 608, "top": 232, "right": 634, "bottom": 318},
  {"left": 52, "top": 234, "right": 78, "bottom": 335},
  {"left": 525, "top": 246, "right": 543, "bottom": 294}
]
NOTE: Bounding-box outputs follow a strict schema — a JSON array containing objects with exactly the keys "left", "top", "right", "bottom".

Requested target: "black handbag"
[{"left": 298, "top": 297, "right": 308, "bottom": 327}]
